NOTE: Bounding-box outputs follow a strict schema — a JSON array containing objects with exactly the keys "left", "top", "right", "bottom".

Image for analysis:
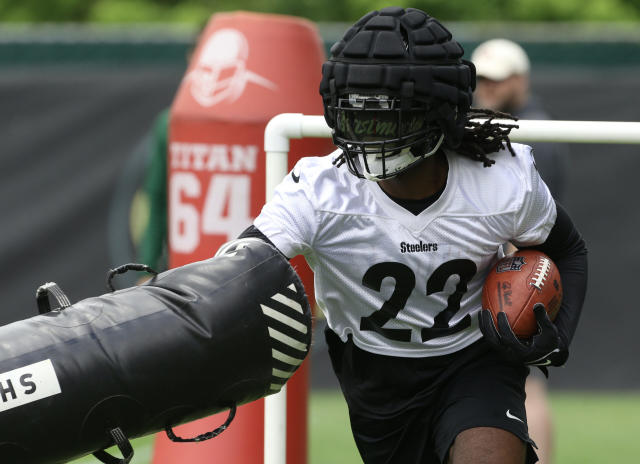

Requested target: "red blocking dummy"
[{"left": 154, "top": 11, "right": 334, "bottom": 464}]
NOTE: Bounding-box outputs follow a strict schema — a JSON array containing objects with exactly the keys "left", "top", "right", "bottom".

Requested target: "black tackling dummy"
[{"left": 0, "top": 238, "right": 311, "bottom": 464}]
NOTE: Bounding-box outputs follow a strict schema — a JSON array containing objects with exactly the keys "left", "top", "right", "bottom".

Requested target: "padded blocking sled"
[{"left": 0, "top": 239, "right": 311, "bottom": 463}]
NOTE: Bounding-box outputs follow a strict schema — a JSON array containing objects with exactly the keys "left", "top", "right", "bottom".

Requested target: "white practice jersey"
[{"left": 255, "top": 144, "right": 556, "bottom": 357}]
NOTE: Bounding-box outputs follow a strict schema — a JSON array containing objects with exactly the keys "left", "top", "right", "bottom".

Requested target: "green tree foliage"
[
  {"left": 0, "top": 0, "right": 639, "bottom": 23},
  {"left": 0, "top": 0, "right": 97, "bottom": 21}
]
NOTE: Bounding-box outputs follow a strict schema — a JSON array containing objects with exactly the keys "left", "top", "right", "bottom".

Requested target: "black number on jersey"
[
  {"left": 421, "top": 259, "right": 476, "bottom": 341},
  {"left": 359, "top": 259, "right": 477, "bottom": 343},
  {"left": 360, "top": 262, "right": 415, "bottom": 342}
]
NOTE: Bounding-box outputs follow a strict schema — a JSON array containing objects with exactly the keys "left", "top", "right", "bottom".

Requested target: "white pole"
[
  {"left": 263, "top": 114, "right": 640, "bottom": 464},
  {"left": 262, "top": 114, "right": 331, "bottom": 464},
  {"left": 263, "top": 115, "right": 296, "bottom": 464},
  {"left": 263, "top": 137, "right": 286, "bottom": 464},
  {"left": 263, "top": 384, "right": 287, "bottom": 464},
  {"left": 489, "top": 119, "right": 640, "bottom": 144},
  {"left": 265, "top": 115, "right": 640, "bottom": 150}
]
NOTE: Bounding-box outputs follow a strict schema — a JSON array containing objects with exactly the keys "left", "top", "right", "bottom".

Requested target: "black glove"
[{"left": 478, "top": 303, "right": 568, "bottom": 369}]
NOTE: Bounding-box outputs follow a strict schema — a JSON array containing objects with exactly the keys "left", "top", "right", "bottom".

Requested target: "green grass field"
[{"left": 71, "top": 391, "right": 640, "bottom": 463}]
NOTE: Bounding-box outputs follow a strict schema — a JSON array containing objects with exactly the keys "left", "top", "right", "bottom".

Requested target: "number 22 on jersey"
[{"left": 360, "top": 259, "right": 477, "bottom": 342}]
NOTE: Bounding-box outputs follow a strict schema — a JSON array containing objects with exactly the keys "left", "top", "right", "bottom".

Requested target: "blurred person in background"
[
  {"left": 471, "top": 38, "right": 568, "bottom": 200},
  {"left": 471, "top": 38, "right": 570, "bottom": 464},
  {"left": 134, "top": 108, "right": 169, "bottom": 274},
  {"left": 129, "top": 24, "right": 207, "bottom": 277}
]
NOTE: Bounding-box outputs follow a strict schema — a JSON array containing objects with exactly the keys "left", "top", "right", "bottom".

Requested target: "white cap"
[{"left": 471, "top": 39, "right": 530, "bottom": 81}]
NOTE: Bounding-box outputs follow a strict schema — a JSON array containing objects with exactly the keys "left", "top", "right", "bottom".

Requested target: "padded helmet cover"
[{"left": 319, "top": 7, "right": 476, "bottom": 147}]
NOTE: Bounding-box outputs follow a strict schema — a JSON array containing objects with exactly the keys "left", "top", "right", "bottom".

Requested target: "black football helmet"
[{"left": 319, "top": 7, "right": 476, "bottom": 181}]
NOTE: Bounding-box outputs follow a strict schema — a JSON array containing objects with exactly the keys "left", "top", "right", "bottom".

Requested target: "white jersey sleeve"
[
  {"left": 510, "top": 145, "right": 557, "bottom": 247},
  {"left": 254, "top": 157, "right": 320, "bottom": 258}
]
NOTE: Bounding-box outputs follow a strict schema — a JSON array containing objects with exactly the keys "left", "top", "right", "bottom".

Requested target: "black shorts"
[{"left": 325, "top": 329, "right": 538, "bottom": 464}]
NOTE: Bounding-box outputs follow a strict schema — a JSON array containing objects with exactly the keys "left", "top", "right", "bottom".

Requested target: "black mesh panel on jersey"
[{"left": 319, "top": 7, "right": 475, "bottom": 148}]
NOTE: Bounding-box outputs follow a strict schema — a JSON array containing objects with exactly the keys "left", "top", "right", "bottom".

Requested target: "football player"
[{"left": 241, "top": 7, "right": 587, "bottom": 464}]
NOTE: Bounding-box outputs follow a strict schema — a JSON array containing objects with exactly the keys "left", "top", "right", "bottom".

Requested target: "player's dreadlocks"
[{"left": 457, "top": 108, "right": 519, "bottom": 167}]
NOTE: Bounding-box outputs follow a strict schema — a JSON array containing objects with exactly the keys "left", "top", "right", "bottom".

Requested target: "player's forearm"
[
  {"left": 523, "top": 202, "right": 588, "bottom": 349},
  {"left": 552, "top": 244, "right": 587, "bottom": 349}
]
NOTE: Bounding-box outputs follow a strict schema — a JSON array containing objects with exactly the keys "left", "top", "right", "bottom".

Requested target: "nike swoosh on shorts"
[{"left": 506, "top": 409, "right": 524, "bottom": 424}]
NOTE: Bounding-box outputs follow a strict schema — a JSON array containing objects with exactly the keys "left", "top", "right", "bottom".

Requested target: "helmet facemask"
[{"left": 331, "top": 93, "right": 444, "bottom": 181}]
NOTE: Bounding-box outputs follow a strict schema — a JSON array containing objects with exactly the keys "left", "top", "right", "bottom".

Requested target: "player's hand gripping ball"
[{"left": 482, "top": 250, "right": 562, "bottom": 339}]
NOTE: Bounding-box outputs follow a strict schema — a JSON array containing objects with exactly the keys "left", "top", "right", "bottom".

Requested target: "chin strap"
[{"left": 420, "top": 132, "right": 445, "bottom": 159}]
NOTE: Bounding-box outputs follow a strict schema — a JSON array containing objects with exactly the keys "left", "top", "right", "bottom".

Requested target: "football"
[{"left": 482, "top": 250, "right": 563, "bottom": 339}]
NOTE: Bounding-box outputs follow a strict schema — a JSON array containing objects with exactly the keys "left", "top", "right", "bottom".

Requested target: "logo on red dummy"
[{"left": 188, "top": 28, "right": 277, "bottom": 107}]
